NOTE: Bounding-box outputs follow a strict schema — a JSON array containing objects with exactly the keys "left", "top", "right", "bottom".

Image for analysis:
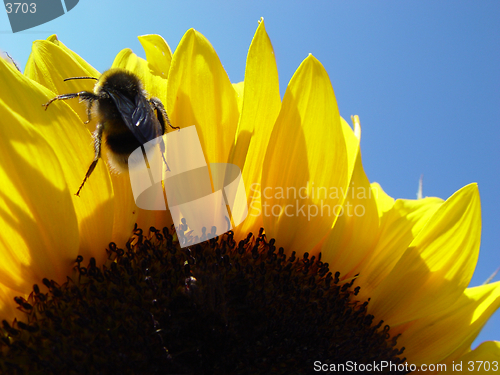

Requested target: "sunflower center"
[{"left": 1, "top": 226, "right": 407, "bottom": 374}]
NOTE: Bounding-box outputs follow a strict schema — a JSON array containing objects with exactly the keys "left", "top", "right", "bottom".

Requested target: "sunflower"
[{"left": 0, "top": 19, "right": 499, "bottom": 374}]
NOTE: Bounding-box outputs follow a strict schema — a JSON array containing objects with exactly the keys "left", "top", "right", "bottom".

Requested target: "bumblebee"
[{"left": 43, "top": 68, "right": 178, "bottom": 196}]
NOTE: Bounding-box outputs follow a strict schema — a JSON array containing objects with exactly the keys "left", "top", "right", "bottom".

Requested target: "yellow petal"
[
  {"left": 25, "top": 35, "right": 100, "bottom": 131},
  {"left": 356, "top": 195, "right": 443, "bottom": 300},
  {"left": 0, "top": 56, "right": 114, "bottom": 270},
  {"left": 227, "top": 19, "right": 281, "bottom": 239},
  {"left": 452, "top": 341, "right": 500, "bottom": 373},
  {"left": 232, "top": 81, "right": 244, "bottom": 114},
  {"left": 136, "top": 208, "right": 174, "bottom": 234},
  {"left": 25, "top": 35, "right": 99, "bottom": 88},
  {"left": 108, "top": 174, "right": 138, "bottom": 243},
  {"left": 309, "top": 116, "right": 362, "bottom": 256},
  {"left": 262, "top": 55, "right": 348, "bottom": 254},
  {"left": 138, "top": 34, "right": 173, "bottom": 79},
  {"left": 371, "top": 182, "right": 395, "bottom": 216},
  {"left": 418, "top": 340, "right": 500, "bottom": 375},
  {"left": 0, "top": 65, "right": 79, "bottom": 292},
  {"left": 321, "top": 149, "right": 379, "bottom": 280},
  {"left": 0, "top": 108, "right": 79, "bottom": 291},
  {"left": 341, "top": 116, "right": 361, "bottom": 182},
  {"left": 167, "top": 29, "right": 239, "bottom": 164},
  {"left": 396, "top": 281, "right": 500, "bottom": 365},
  {"left": 368, "top": 183, "right": 481, "bottom": 326}
]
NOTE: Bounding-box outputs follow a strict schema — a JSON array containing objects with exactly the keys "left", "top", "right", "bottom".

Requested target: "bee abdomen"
[
  {"left": 104, "top": 132, "right": 142, "bottom": 171},
  {"left": 105, "top": 131, "right": 141, "bottom": 154}
]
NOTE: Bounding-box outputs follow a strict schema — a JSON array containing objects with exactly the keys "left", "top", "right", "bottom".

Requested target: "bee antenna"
[{"left": 64, "top": 76, "right": 99, "bottom": 82}]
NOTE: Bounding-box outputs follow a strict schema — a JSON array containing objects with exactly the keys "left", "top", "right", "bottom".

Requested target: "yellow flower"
[{"left": 0, "top": 19, "right": 498, "bottom": 373}]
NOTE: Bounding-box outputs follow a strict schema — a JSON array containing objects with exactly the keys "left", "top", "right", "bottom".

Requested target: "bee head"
[{"left": 95, "top": 69, "right": 144, "bottom": 99}]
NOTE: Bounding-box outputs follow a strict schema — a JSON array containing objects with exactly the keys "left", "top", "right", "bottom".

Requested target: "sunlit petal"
[
  {"left": 320, "top": 141, "right": 379, "bottom": 280},
  {"left": 395, "top": 281, "right": 500, "bottom": 365},
  {"left": 356, "top": 195, "right": 443, "bottom": 300},
  {"left": 138, "top": 34, "right": 173, "bottom": 79},
  {"left": 0, "top": 58, "right": 113, "bottom": 269},
  {"left": 167, "top": 29, "right": 239, "bottom": 164},
  {"left": 228, "top": 19, "right": 281, "bottom": 239},
  {"left": 262, "top": 54, "right": 348, "bottom": 254},
  {"left": 368, "top": 184, "right": 481, "bottom": 325},
  {"left": 25, "top": 35, "right": 100, "bottom": 130}
]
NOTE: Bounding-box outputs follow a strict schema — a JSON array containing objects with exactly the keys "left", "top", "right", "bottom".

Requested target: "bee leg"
[
  {"left": 75, "top": 123, "right": 103, "bottom": 196},
  {"left": 84, "top": 98, "right": 95, "bottom": 124},
  {"left": 42, "top": 91, "right": 98, "bottom": 115},
  {"left": 149, "top": 97, "right": 179, "bottom": 131},
  {"left": 159, "top": 141, "right": 171, "bottom": 172},
  {"left": 75, "top": 160, "right": 98, "bottom": 197},
  {"left": 149, "top": 98, "right": 175, "bottom": 172}
]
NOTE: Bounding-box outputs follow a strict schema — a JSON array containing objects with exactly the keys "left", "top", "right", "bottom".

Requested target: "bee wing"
[{"left": 108, "top": 91, "right": 162, "bottom": 144}]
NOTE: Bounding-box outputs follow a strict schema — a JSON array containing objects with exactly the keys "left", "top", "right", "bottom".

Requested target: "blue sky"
[{"left": 1, "top": 0, "right": 499, "bottom": 348}]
